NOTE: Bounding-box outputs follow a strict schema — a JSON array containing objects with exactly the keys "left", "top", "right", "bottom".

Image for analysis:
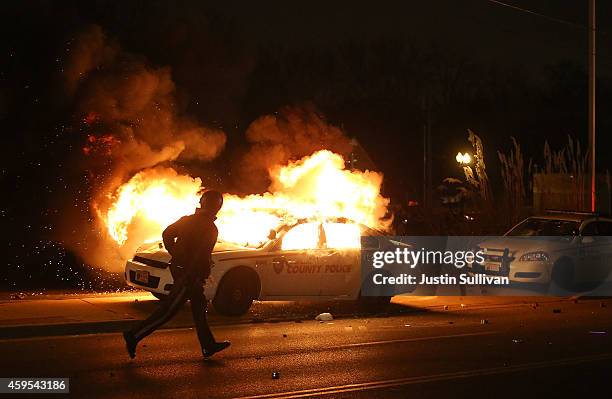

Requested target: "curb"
[
  {"left": 0, "top": 319, "right": 158, "bottom": 340},
  {"left": 0, "top": 309, "right": 419, "bottom": 340},
  {"left": 0, "top": 297, "right": 587, "bottom": 340},
  {"left": 0, "top": 319, "right": 141, "bottom": 340}
]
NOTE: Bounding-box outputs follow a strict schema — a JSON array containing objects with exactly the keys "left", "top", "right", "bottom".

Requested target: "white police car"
[
  {"left": 470, "top": 211, "right": 612, "bottom": 290},
  {"left": 125, "top": 220, "right": 388, "bottom": 315}
]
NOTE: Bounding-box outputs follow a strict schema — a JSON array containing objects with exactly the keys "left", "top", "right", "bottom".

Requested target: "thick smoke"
[
  {"left": 236, "top": 106, "right": 353, "bottom": 192},
  {"left": 60, "top": 25, "right": 225, "bottom": 270},
  {"left": 58, "top": 27, "right": 368, "bottom": 272},
  {"left": 68, "top": 26, "right": 226, "bottom": 175}
]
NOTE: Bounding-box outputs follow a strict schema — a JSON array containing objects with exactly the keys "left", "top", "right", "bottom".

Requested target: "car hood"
[
  {"left": 477, "top": 236, "right": 573, "bottom": 255},
  {"left": 133, "top": 240, "right": 259, "bottom": 264}
]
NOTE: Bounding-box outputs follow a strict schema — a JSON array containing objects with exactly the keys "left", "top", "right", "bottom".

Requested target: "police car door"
[
  {"left": 577, "top": 221, "right": 605, "bottom": 284},
  {"left": 317, "top": 222, "right": 361, "bottom": 297},
  {"left": 578, "top": 221, "right": 612, "bottom": 285},
  {"left": 263, "top": 222, "right": 323, "bottom": 297}
]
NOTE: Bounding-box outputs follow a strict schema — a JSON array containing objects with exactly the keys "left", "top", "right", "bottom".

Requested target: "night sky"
[{"left": 1, "top": 0, "right": 612, "bottom": 290}]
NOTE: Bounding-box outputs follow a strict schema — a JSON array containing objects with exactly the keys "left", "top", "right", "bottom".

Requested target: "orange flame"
[{"left": 101, "top": 150, "right": 389, "bottom": 249}]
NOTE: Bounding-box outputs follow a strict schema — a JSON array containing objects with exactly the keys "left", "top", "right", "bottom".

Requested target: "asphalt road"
[{"left": 0, "top": 298, "right": 611, "bottom": 399}]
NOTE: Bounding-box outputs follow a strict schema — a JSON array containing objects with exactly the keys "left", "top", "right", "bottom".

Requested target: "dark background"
[{"left": 2, "top": 0, "right": 612, "bottom": 289}]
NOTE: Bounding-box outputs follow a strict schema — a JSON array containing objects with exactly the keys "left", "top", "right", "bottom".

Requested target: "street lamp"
[
  {"left": 456, "top": 152, "right": 472, "bottom": 165},
  {"left": 456, "top": 151, "right": 476, "bottom": 190}
]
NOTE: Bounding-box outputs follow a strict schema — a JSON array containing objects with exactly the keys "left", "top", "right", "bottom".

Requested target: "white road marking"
[
  {"left": 328, "top": 331, "right": 496, "bottom": 351},
  {"left": 234, "top": 352, "right": 612, "bottom": 399}
]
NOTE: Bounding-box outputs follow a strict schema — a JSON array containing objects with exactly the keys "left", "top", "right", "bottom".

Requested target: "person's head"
[{"left": 199, "top": 190, "right": 223, "bottom": 215}]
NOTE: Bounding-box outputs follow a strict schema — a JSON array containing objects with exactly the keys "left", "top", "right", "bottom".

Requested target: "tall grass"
[
  {"left": 467, "top": 129, "right": 492, "bottom": 202},
  {"left": 542, "top": 135, "right": 588, "bottom": 211},
  {"left": 498, "top": 137, "right": 531, "bottom": 225}
]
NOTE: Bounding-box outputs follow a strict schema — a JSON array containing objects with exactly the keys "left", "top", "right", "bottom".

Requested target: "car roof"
[{"left": 530, "top": 214, "right": 612, "bottom": 223}]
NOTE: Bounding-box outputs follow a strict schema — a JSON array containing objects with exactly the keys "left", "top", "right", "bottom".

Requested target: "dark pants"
[{"left": 130, "top": 271, "right": 216, "bottom": 352}]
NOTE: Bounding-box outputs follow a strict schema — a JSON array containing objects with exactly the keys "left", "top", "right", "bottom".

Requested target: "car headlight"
[{"left": 519, "top": 251, "right": 549, "bottom": 262}]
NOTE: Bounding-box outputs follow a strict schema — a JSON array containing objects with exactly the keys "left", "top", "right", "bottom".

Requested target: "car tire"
[
  {"left": 550, "top": 259, "right": 575, "bottom": 293},
  {"left": 357, "top": 293, "right": 391, "bottom": 309},
  {"left": 357, "top": 269, "right": 392, "bottom": 311},
  {"left": 213, "top": 269, "right": 258, "bottom": 316},
  {"left": 152, "top": 293, "right": 167, "bottom": 300}
]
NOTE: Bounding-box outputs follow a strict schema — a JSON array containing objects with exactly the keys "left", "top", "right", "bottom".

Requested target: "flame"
[
  {"left": 103, "top": 168, "right": 202, "bottom": 244},
  {"left": 101, "top": 150, "right": 388, "bottom": 250}
]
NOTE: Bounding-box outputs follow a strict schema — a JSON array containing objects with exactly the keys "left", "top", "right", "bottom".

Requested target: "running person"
[{"left": 122, "top": 190, "right": 230, "bottom": 359}]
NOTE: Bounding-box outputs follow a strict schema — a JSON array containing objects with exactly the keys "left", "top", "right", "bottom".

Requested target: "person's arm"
[{"left": 162, "top": 217, "right": 185, "bottom": 257}]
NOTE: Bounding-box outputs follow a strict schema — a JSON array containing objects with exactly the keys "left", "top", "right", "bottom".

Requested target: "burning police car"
[{"left": 125, "top": 220, "right": 388, "bottom": 315}]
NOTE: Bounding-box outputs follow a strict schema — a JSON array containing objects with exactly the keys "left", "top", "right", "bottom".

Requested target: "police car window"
[
  {"left": 582, "top": 222, "right": 598, "bottom": 236},
  {"left": 595, "top": 222, "right": 612, "bottom": 236},
  {"left": 323, "top": 223, "right": 361, "bottom": 249},
  {"left": 281, "top": 222, "right": 321, "bottom": 250},
  {"left": 584, "top": 221, "right": 612, "bottom": 236},
  {"left": 506, "top": 218, "right": 579, "bottom": 236}
]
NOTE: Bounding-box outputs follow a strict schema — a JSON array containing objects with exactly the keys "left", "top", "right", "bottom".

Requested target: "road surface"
[{"left": 0, "top": 297, "right": 611, "bottom": 398}]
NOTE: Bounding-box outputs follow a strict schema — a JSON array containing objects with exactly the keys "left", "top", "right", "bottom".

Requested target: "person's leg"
[
  {"left": 188, "top": 281, "right": 216, "bottom": 350},
  {"left": 130, "top": 276, "right": 189, "bottom": 342},
  {"left": 188, "top": 281, "right": 230, "bottom": 357}
]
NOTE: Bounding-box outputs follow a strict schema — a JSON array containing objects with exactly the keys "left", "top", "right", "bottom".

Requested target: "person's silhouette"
[{"left": 123, "top": 190, "right": 230, "bottom": 359}]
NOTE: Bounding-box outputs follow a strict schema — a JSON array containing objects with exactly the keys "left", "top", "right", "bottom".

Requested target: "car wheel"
[
  {"left": 357, "top": 293, "right": 391, "bottom": 309},
  {"left": 550, "top": 259, "right": 575, "bottom": 293},
  {"left": 152, "top": 293, "right": 167, "bottom": 300},
  {"left": 357, "top": 269, "right": 392, "bottom": 311},
  {"left": 213, "top": 269, "right": 258, "bottom": 316}
]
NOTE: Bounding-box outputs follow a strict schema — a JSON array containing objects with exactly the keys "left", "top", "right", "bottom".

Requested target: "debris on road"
[
  {"left": 272, "top": 372, "right": 280, "bottom": 379},
  {"left": 601, "top": 302, "right": 607, "bottom": 308},
  {"left": 443, "top": 305, "right": 449, "bottom": 310},
  {"left": 512, "top": 338, "right": 524, "bottom": 344},
  {"left": 282, "top": 334, "right": 287, "bottom": 338},
  {"left": 315, "top": 312, "right": 333, "bottom": 322},
  {"left": 404, "top": 324, "right": 411, "bottom": 327},
  {"left": 531, "top": 303, "right": 538, "bottom": 309},
  {"left": 481, "top": 319, "right": 489, "bottom": 325},
  {"left": 552, "top": 308, "right": 561, "bottom": 314}
]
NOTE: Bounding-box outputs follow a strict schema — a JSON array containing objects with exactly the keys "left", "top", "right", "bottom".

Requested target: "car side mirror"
[
  {"left": 268, "top": 229, "right": 277, "bottom": 240},
  {"left": 581, "top": 236, "right": 595, "bottom": 244}
]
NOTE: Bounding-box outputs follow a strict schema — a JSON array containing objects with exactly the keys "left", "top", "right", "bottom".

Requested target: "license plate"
[
  {"left": 135, "top": 270, "right": 149, "bottom": 284},
  {"left": 485, "top": 262, "right": 500, "bottom": 272}
]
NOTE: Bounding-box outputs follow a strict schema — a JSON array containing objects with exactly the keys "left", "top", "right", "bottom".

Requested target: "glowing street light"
[{"left": 456, "top": 152, "right": 472, "bottom": 165}]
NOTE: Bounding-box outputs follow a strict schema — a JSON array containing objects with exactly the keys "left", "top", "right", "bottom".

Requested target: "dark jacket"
[{"left": 162, "top": 209, "right": 218, "bottom": 280}]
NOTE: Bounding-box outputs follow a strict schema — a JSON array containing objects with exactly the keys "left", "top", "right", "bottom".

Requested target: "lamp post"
[
  {"left": 588, "top": 0, "right": 596, "bottom": 212},
  {"left": 456, "top": 151, "right": 477, "bottom": 189},
  {"left": 456, "top": 152, "right": 472, "bottom": 165}
]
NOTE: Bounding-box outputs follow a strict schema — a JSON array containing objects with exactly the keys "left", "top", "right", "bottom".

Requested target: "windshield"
[
  {"left": 213, "top": 241, "right": 255, "bottom": 252},
  {"left": 506, "top": 218, "right": 579, "bottom": 237}
]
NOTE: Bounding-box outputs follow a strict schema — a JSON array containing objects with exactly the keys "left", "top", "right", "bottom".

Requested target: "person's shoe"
[
  {"left": 123, "top": 331, "right": 137, "bottom": 359},
  {"left": 203, "top": 341, "right": 231, "bottom": 358}
]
